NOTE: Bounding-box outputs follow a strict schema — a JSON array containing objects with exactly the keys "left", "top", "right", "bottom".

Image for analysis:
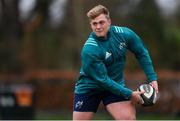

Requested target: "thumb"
[{"left": 138, "top": 90, "right": 145, "bottom": 94}]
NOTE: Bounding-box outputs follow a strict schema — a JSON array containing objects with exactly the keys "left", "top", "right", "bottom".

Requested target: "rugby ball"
[{"left": 138, "top": 84, "right": 157, "bottom": 106}]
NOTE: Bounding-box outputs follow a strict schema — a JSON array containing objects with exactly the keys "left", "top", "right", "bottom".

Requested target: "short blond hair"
[{"left": 87, "top": 5, "right": 110, "bottom": 20}]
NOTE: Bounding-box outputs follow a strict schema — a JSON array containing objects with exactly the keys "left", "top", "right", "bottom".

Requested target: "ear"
[{"left": 108, "top": 19, "right": 111, "bottom": 25}]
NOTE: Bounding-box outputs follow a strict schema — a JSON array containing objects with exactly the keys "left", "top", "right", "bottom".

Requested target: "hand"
[
  {"left": 131, "top": 90, "right": 144, "bottom": 104},
  {"left": 150, "top": 80, "right": 159, "bottom": 93}
]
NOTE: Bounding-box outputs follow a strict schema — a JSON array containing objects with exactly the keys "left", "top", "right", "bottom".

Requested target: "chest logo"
[
  {"left": 119, "top": 42, "right": 126, "bottom": 49},
  {"left": 105, "top": 52, "right": 112, "bottom": 59}
]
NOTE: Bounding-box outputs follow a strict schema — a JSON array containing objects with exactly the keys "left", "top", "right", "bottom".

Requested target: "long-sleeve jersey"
[{"left": 74, "top": 25, "right": 157, "bottom": 99}]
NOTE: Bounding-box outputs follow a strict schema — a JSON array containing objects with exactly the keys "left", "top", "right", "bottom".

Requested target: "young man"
[{"left": 73, "top": 5, "right": 158, "bottom": 120}]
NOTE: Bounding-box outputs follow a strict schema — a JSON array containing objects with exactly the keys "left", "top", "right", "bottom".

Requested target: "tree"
[{"left": 0, "top": 0, "right": 22, "bottom": 73}]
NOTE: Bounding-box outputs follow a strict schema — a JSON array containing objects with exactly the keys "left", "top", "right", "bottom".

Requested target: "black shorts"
[{"left": 73, "top": 91, "right": 130, "bottom": 113}]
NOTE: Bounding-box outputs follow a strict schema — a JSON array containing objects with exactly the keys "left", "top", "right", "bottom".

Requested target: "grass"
[{"left": 35, "top": 110, "right": 180, "bottom": 120}]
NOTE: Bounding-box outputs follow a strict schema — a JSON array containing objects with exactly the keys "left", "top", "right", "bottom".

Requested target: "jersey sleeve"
[
  {"left": 124, "top": 28, "right": 157, "bottom": 82},
  {"left": 81, "top": 43, "right": 133, "bottom": 98}
]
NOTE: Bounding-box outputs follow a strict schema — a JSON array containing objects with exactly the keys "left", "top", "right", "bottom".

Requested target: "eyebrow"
[{"left": 91, "top": 19, "right": 106, "bottom": 23}]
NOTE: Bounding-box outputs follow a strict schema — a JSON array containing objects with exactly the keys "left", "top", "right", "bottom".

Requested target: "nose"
[{"left": 96, "top": 23, "right": 101, "bottom": 29}]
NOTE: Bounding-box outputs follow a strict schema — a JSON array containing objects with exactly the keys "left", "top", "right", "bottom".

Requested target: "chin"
[{"left": 96, "top": 33, "right": 106, "bottom": 37}]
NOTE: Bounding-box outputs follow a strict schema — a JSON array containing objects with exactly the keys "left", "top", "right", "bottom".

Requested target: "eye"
[
  {"left": 92, "top": 22, "right": 97, "bottom": 26},
  {"left": 99, "top": 21, "right": 105, "bottom": 25}
]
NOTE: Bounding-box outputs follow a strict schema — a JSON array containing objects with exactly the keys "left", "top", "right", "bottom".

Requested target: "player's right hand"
[{"left": 131, "top": 90, "right": 145, "bottom": 104}]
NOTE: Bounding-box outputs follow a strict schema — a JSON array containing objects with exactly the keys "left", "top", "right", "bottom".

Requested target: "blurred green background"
[{"left": 0, "top": 0, "right": 180, "bottom": 120}]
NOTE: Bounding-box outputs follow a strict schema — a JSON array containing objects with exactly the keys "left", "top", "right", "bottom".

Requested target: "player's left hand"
[{"left": 150, "top": 80, "right": 159, "bottom": 93}]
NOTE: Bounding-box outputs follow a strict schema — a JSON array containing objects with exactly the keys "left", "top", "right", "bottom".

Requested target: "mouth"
[
  {"left": 96, "top": 30, "right": 103, "bottom": 33},
  {"left": 95, "top": 28, "right": 103, "bottom": 32}
]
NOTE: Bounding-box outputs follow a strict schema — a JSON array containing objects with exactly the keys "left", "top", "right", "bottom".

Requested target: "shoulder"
[
  {"left": 82, "top": 35, "right": 101, "bottom": 57},
  {"left": 84, "top": 37, "right": 98, "bottom": 48},
  {"left": 111, "top": 26, "right": 139, "bottom": 42},
  {"left": 111, "top": 25, "right": 125, "bottom": 34},
  {"left": 111, "top": 25, "right": 135, "bottom": 35}
]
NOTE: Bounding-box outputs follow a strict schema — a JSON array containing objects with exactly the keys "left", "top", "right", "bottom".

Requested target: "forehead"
[{"left": 91, "top": 14, "right": 108, "bottom": 23}]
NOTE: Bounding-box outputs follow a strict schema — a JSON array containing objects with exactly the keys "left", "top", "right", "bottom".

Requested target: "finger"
[
  {"left": 139, "top": 90, "right": 145, "bottom": 94},
  {"left": 150, "top": 82, "right": 159, "bottom": 93},
  {"left": 155, "top": 88, "right": 159, "bottom": 94},
  {"left": 153, "top": 85, "right": 159, "bottom": 94}
]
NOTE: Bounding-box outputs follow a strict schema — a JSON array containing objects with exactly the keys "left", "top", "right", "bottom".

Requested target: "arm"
[
  {"left": 81, "top": 48, "right": 133, "bottom": 99},
  {"left": 125, "top": 28, "right": 158, "bottom": 92}
]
